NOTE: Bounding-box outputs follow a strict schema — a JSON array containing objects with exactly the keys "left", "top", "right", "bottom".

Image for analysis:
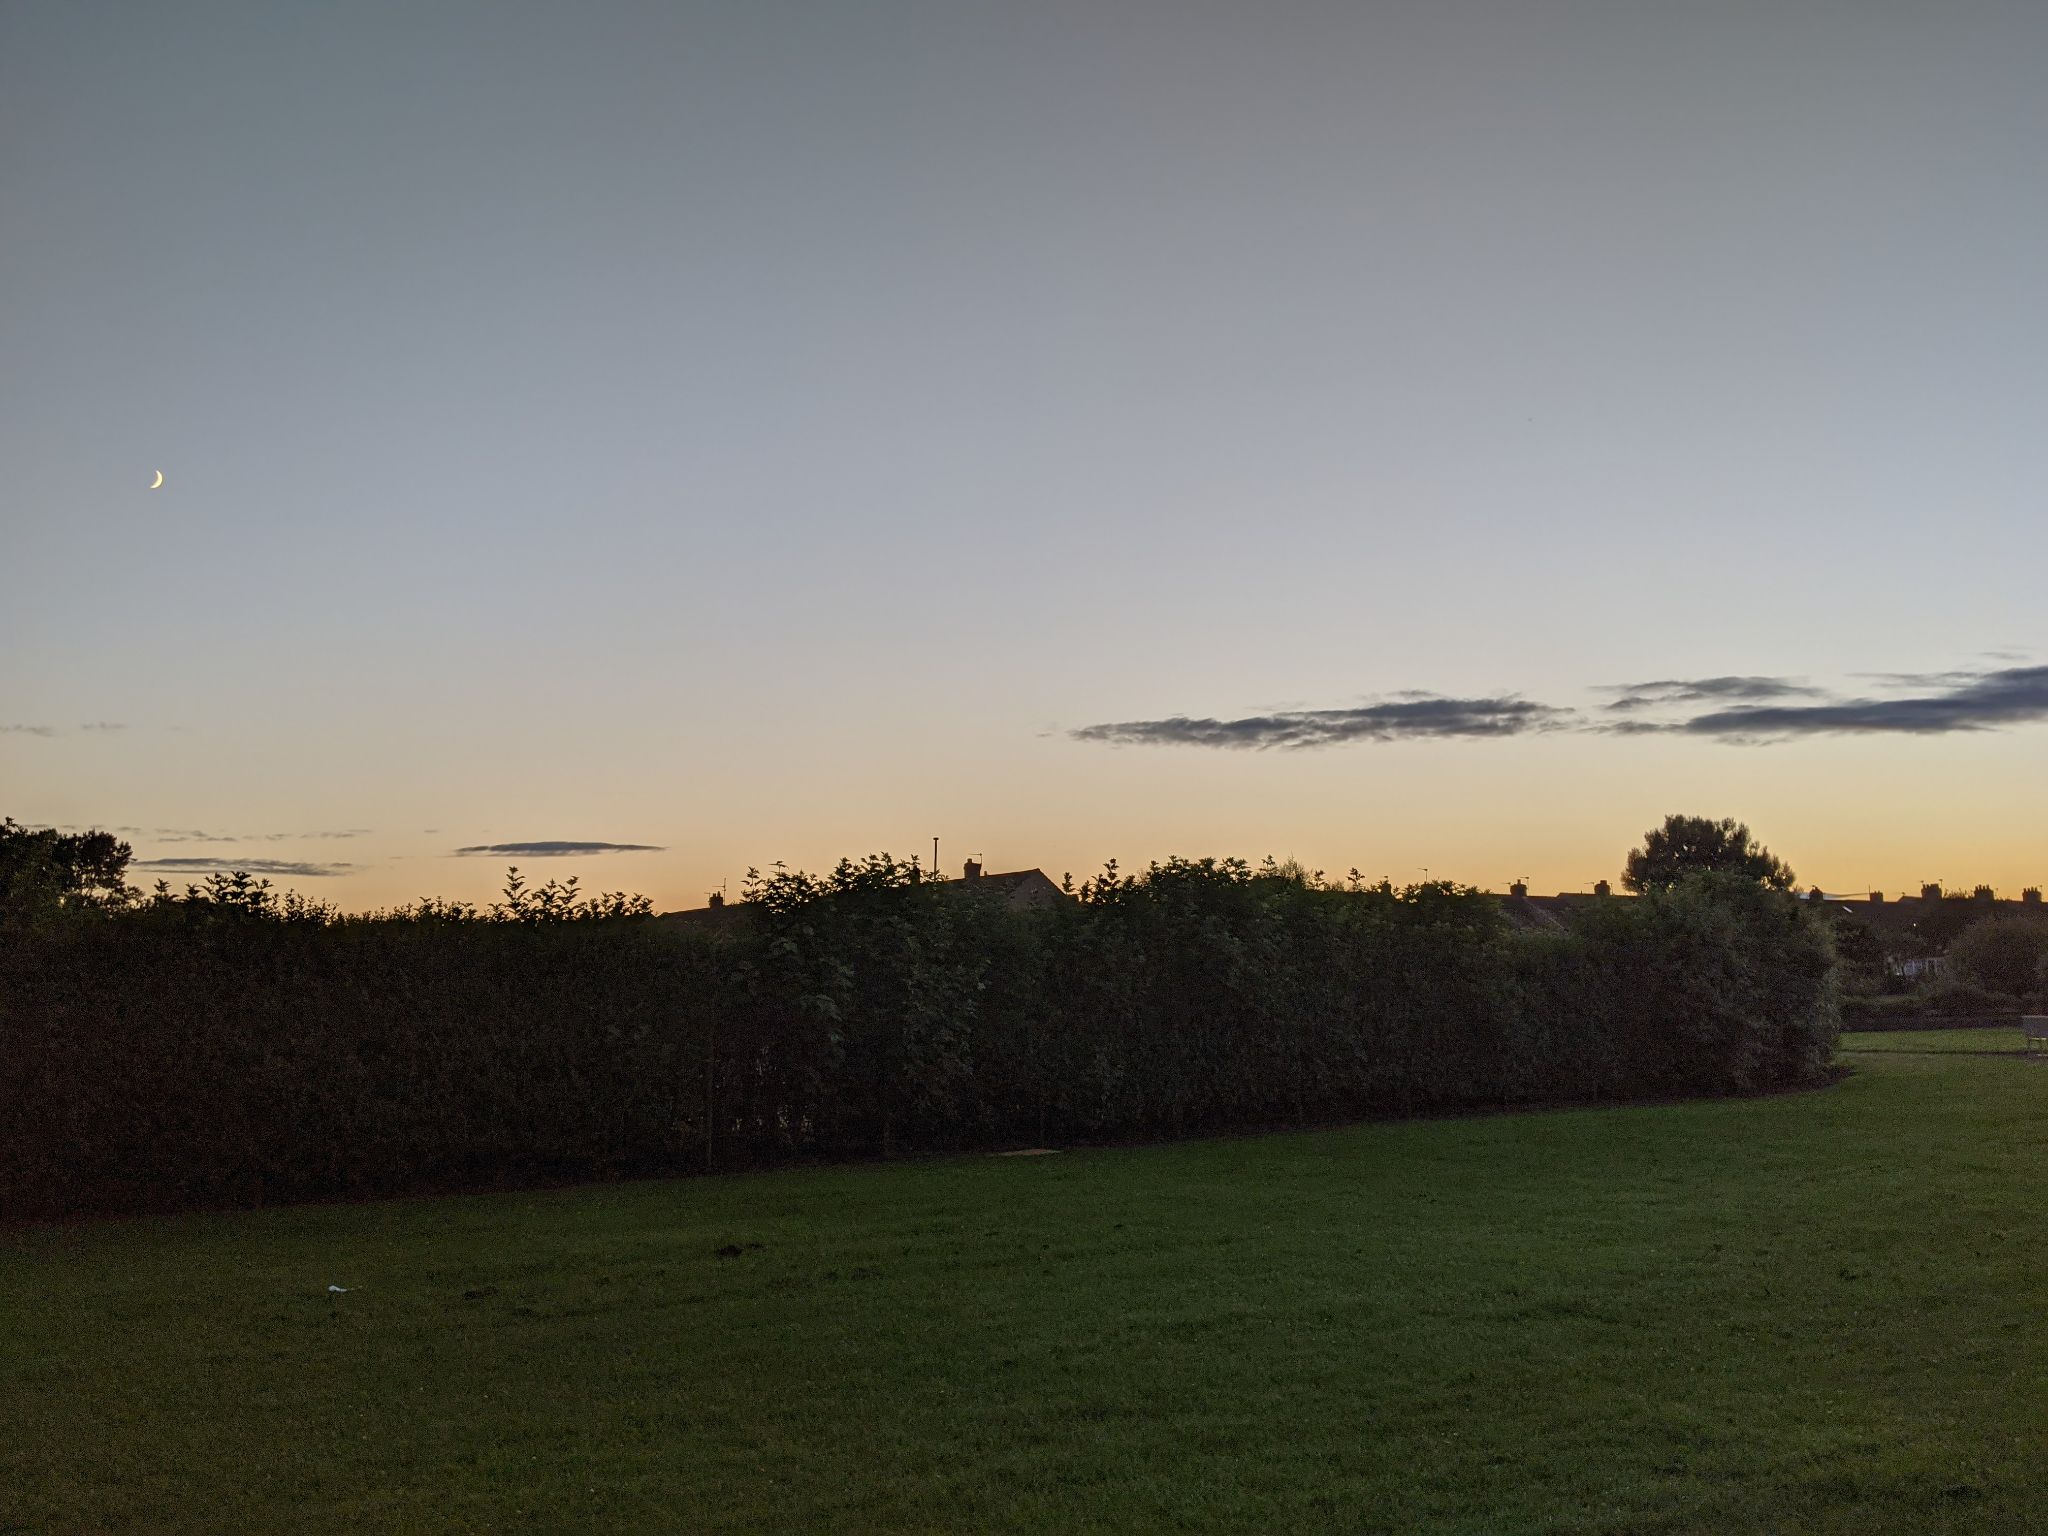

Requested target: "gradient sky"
[{"left": 6, "top": 1, "right": 2047, "bottom": 910}]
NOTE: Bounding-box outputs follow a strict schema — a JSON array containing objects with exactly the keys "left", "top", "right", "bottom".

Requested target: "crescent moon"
[{"left": 149, "top": 470, "right": 164, "bottom": 489}]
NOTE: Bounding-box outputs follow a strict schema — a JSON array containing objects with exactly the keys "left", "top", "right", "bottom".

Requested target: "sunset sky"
[{"left": 6, "top": 1, "right": 2047, "bottom": 911}]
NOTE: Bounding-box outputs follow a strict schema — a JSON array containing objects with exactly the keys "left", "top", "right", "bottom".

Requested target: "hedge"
[{"left": 0, "top": 861, "right": 1838, "bottom": 1220}]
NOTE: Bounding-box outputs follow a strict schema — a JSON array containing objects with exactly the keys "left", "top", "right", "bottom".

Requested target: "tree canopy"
[
  {"left": 0, "top": 819, "right": 134, "bottom": 926},
  {"left": 1621, "top": 814, "right": 1795, "bottom": 894},
  {"left": 1945, "top": 916, "right": 2048, "bottom": 998}
]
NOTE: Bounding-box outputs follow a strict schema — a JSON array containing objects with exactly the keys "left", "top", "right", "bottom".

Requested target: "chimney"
[
  {"left": 1973, "top": 884, "right": 1996, "bottom": 903},
  {"left": 1808, "top": 886, "right": 1824, "bottom": 902},
  {"left": 1869, "top": 891, "right": 1885, "bottom": 904},
  {"left": 707, "top": 891, "right": 725, "bottom": 909},
  {"left": 963, "top": 859, "right": 982, "bottom": 881},
  {"left": 2025, "top": 888, "right": 2042, "bottom": 906},
  {"left": 1920, "top": 883, "right": 1942, "bottom": 903},
  {"left": 1593, "top": 879, "right": 1611, "bottom": 897},
  {"left": 1508, "top": 881, "right": 1528, "bottom": 898}
]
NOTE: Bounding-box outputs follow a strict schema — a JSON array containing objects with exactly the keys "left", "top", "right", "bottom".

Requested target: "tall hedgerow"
[{"left": 0, "top": 857, "right": 1838, "bottom": 1219}]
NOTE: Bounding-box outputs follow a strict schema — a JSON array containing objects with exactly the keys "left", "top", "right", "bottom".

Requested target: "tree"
[
  {"left": 1945, "top": 916, "right": 2048, "bottom": 999},
  {"left": 0, "top": 818, "right": 134, "bottom": 926},
  {"left": 1621, "top": 814, "right": 1794, "bottom": 894},
  {"left": 1906, "top": 891, "right": 1979, "bottom": 954},
  {"left": 1827, "top": 914, "right": 1889, "bottom": 996}
]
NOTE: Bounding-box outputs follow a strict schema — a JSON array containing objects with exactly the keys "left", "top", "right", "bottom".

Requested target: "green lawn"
[{"left": 8, "top": 1030, "right": 2048, "bottom": 1534}]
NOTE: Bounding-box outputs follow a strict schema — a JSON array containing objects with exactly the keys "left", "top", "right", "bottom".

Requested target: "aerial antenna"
[{"left": 934, "top": 836, "right": 940, "bottom": 876}]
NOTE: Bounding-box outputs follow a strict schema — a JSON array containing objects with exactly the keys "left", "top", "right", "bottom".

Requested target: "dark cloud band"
[
  {"left": 1072, "top": 696, "right": 1571, "bottom": 750},
  {"left": 453, "top": 841, "right": 666, "bottom": 857},
  {"left": 1598, "top": 676, "right": 1820, "bottom": 712},
  {"left": 1074, "top": 662, "right": 2046, "bottom": 751},
  {"left": 151, "top": 828, "right": 373, "bottom": 843},
  {"left": 134, "top": 857, "right": 355, "bottom": 877},
  {"left": 1678, "top": 665, "right": 2048, "bottom": 739}
]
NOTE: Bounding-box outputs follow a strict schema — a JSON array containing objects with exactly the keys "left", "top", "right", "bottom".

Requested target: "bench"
[{"left": 2025, "top": 1017, "right": 2048, "bottom": 1055}]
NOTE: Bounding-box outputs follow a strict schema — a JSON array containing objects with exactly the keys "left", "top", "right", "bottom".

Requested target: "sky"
[{"left": 5, "top": 0, "right": 2048, "bottom": 910}]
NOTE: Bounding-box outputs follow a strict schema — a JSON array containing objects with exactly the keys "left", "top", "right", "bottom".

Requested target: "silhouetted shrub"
[{"left": 1945, "top": 917, "right": 2048, "bottom": 1001}]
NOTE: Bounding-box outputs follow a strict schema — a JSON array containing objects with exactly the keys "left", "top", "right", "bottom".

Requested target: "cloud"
[
  {"left": 1849, "top": 669, "right": 1985, "bottom": 691},
  {"left": 1070, "top": 661, "right": 2048, "bottom": 752},
  {"left": 1598, "top": 676, "right": 1821, "bottom": 712},
  {"left": 1675, "top": 664, "right": 2048, "bottom": 740},
  {"left": 452, "top": 840, "right": 667, "bottom": 857},
  {"left": 1599, "top": 718, "right": 1682, "bottom": 736},
  {"left": 133, "top": 857, "right": 356, "bottom": 877},
  {"left": 152, "top": 827, "right": 372, "bottom": 843},
  {"left": 1071, "top": 695, "right": 1572, "bottom": 750},
  {"left": 2, "top": 725, "right": 56, "bottom": 737}
]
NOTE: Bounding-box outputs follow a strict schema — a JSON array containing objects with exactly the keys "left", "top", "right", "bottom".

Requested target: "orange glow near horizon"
[{"left": 23, "top": 720, "right": 2041, "bottom": 916}]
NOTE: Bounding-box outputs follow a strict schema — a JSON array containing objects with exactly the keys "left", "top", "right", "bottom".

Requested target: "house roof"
[
  {"left": 659, "top": 899, "right": 752, "bottom": 932},
  {"left": 1496, "top": 894, "right": 1568, "bottom": 932},
  {"left": 947, "top": 868, "right": 1070, "bottom": 908},
  {"left": 1813, "top": 893, "right": 2042, "bottom": 939},
  {"left": 657, "top": 867, "right": 1071, "bottom": 929},
  {"left": 1487, "top": 886, "right": 2047, "bottom": 947}
]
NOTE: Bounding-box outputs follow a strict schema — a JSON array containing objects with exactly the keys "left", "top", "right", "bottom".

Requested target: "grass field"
[{"left": 8, "top": 1029, "right": 2048, "bottom": 1534}]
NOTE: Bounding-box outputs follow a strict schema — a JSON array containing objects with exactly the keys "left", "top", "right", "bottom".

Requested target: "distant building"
[
  {"left": 658, "top": 861, "right": 1070, "bottom": 931},
  {"left": 948, "top": 861, "right": 1069, "bottom": 911},
  {"left": 1494, "top": 888, "right": 1617, "bottom": 931},
  {"left": 1498, "top": 884, "right": 1566, "bottom": 932},
  {"left": 1490, "top": 883, "right": 2044, "bottom": 958},
  {"left": 660, "top": 893, "right": 751, "bottom": 934},
  {"left": 1819, "top": 888, "right": 2040, "bottom": 943}
]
